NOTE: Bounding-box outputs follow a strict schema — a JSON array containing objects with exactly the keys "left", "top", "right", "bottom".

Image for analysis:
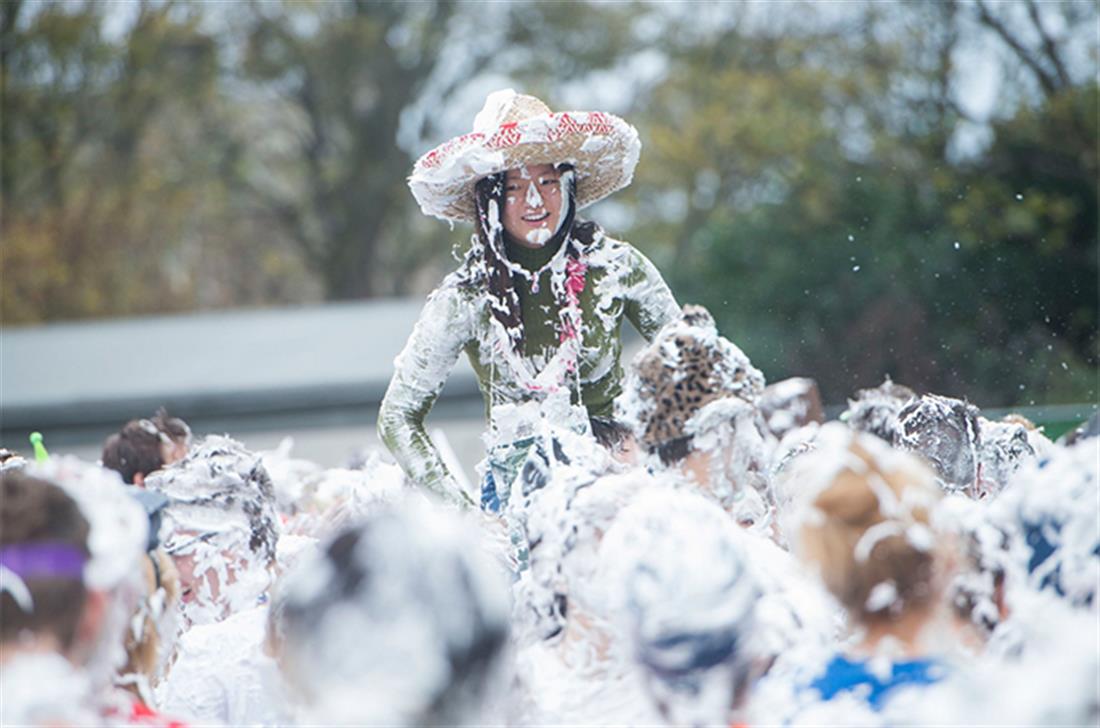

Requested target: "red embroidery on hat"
[
  {"left": 488, "top": 122, "right": 521, "bottom": 149},
  {"left": 418, "top": 132, "right": 485, "bottom": 169},
  {"left": 417, "top": 112, "right": 621, "bottom": 175}
]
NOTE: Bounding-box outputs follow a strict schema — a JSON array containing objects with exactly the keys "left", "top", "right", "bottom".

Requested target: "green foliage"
[
  {"left": 614, "top": 1, "right": 1096, "bottom": 407},
  {"left": 2, "top": 0, "right": 1094, "bottom": 407}
]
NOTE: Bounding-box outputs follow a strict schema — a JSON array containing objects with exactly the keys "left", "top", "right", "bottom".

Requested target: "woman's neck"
[{"left": 504, "top": 232, "right": 564, "bottom": 272}]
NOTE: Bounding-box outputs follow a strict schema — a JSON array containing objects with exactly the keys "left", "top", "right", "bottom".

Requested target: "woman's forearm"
[
  {"left": 377, "top": 285, "right": 475, "bottom": 507},
  {"left": 377, "top": 389, "right": 470, "bottom": 505}
]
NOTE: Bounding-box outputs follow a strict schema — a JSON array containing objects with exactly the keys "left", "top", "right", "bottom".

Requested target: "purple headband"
[{"left": 0, "top": 542, "right": 87, "bottom": 580}]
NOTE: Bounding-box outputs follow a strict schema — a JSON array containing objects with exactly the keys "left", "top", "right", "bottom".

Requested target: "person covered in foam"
[
  {"left": 991, "top": 436, "right": 1099, "bottom": 610},
  {"left": 380, "top": 89, "right": 680, "bottom": 511},
  {"left": 781, "top": 424, "right": 956, "bottom": 715},
  {"left": 144, "top": 435, "right": 279, "bottom": 628},
  {"left": 618, "top": 304, "right": 770, "bottom": 528},
  {"left": 599, "top": 488, "right": 766, "bottom": 727},
  {"left": 147, "top": 435, "right": 288, "bottom": 725},
  {"left": 509, "top": 466, "right": 666, "bottom": 725},
  {"left": 1, "top": 469, "right": 103, "bottom": 725},
  {"left": 894, "top": 393, "right": 983, "bottom": 496},
  {"left": 839, "top": 376, "right": 917, "bottom": 445},
  {"left": 885, "top": 440, "right": 1100, "bottom": 726},
  {"left": 975, "top": 413, "right": 1050, "bottom": 496},
  {"left": 274, "top": 504, "right": 511, "bottom": 725},
  {"left": 1, "top": 459, "right": 177, "bottom": 726}
]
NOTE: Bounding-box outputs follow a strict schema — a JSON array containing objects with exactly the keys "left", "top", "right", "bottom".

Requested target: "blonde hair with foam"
[{"left": 795, "top": 426, "right": 943, "bottom": 623}]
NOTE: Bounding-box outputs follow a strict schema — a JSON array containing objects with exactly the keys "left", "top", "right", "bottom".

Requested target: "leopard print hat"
[{"left": 620, "top": 305, "right": 765, "bottom": 451}]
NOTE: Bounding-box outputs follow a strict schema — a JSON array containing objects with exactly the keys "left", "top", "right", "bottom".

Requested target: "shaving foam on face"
[
  {"left": 145, "top": 435, "right": 280, "bottom": 627},
  {"left": 525, "top": 180, "right": 543, "bottom": 208},
  {"left": 526, "top": 227, "right": 553, "bottom": 246}
]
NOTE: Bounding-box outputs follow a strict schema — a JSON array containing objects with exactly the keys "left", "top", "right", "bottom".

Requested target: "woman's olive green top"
[{"left": 378, "top": 231, "right": 679, "bottom": 505}]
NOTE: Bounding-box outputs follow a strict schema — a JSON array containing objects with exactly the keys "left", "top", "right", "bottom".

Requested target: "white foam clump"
[
  {"left": 26, "top": 457, "right": 149, "bottom": 684},
  {"left": 257, "top": 437, "right": 324, "bottom": 515},
  {"left": 526, "top": 226, "right": 552, "bottom": 246},
  {"left": 30, "top": 456, "right": 148, "bottom": 592},
  {"left": 0, "top": 652, "right": 99, "bottom": 725},
  {"left": 865, "top": 581, "right": 899, "bottom": 612},
  {"left": 279, "top": 502, "right": 511, "bottom": 726},
  {"left": 854, "top": 521, "right": 904, "bottom": 563},
  {"left": 472, "top": 88, "right": 518, "bottom": 133},
  {"left": 991, "top": 437, "right": 1100, "bottom": 605}
]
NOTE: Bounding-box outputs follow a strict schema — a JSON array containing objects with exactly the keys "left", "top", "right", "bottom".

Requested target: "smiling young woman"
[{"left": 380, "top": 90, "right": 680, "bottom": 509}]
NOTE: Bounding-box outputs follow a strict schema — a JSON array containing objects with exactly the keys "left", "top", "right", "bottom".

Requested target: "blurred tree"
[
  {"left": 234, "top": 0, "right": 471, "bottom": 299},
  {"left": 2, "top": 0, "right": 1094, "bottom": 410},
  {"left": 1, "top": 0, "right": 317, "bottom": 323}
]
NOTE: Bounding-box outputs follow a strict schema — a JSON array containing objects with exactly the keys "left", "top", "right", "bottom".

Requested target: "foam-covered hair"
[
  {"left": 23, "top": 457, "right": 148, "bottom": 686},
  {"left": 781, "top": 423, "right": 942, "bottom": 621},
  {"left": 992, "top": 438, "right": 1100, "bottom": 607},
  {"left": 895, "top": 394, "right": 982, "bottom": 495},
  {"left": 839, "top": 376, "right": 916, "bottom": 444},
  {"left": 600, "top": 489, "right": 759, "bottom": 716},
  {"left": 145, "top": 435, "right": 279, "bottom": 564},
  {"left": 278, "top": 504, "right": 510, "bottom": 725}
]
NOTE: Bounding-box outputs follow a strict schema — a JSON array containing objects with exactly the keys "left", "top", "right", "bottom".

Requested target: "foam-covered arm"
[
  {"left": 622, "top": 245, "right": 681, "bottom": 341},
  {"left": 378, "top": 285, "right": 475, "bottom": 507}
]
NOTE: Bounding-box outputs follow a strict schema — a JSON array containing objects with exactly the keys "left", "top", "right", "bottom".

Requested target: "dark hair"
[
  {"left": 102, "top": 410, "right": 190, "bottom": 484},
  {"left": 472, "top": 164, "right": 598, "bottom": 354},
  {"left": 102, "top": 421, "right": 164, "bottom": 484},
  {"left": 654, "top": 436, "right": 693, "bottom": 466},
  {"left": 1, "top": 472, "right": 91, "bottom": 650},
  {"left": 152, "top": 408, "right": 191, "bottom": 446},
  {"left": 589, "top": 416, "right": 633, "bottom": 452}
]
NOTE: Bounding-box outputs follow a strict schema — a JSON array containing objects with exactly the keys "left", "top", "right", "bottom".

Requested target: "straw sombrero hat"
[{"left": 408, "top": 89, "right": 641, "bottom": 223}]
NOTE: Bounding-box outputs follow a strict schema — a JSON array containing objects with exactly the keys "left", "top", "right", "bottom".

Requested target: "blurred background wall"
[{"left": 2, "top": 0, "right": 1096, "bottom": 465}]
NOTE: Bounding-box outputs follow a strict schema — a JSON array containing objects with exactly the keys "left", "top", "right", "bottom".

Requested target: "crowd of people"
[
  {"left": 1, "top": 302, "right": 1097, "bottom": 726},
  {"left": 3, "top": 89, "right": 1096, "bottom": 725}
]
